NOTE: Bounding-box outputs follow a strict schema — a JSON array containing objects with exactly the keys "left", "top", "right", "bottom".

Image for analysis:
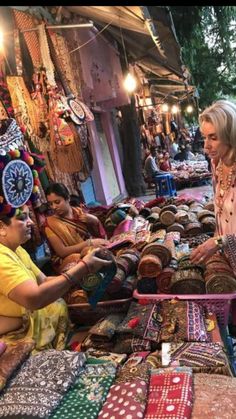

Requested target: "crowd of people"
[
  {"left": 1, "top": 99, "right": 236, "bottom": 353},
  {"left": 142, "top": 122, "right": 211, "bottom": 185}
]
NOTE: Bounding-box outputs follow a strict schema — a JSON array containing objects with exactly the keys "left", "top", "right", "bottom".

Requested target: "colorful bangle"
[{"left": 80, "top": 259, "right": 90, "bottom": 275}]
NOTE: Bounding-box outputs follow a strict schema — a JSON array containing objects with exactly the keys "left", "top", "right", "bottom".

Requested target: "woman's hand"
[
  {"left": 82, "top": 248, "right": 113, "bottom": 274},
  {"left": 190, "top": 237, "right": 218, "bottom": 264},
  {"left": 90, "top": 238, "right": 109, "bottom": 247}
]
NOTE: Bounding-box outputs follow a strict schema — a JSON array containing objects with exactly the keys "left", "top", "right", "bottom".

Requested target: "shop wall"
[{"left": 72, "top": 27, "right": 129, "bottom": 204}]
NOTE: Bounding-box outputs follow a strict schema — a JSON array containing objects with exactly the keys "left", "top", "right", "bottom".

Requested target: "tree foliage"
[{"left": 170, "top": 6, "right": 236, "bottom": 108}]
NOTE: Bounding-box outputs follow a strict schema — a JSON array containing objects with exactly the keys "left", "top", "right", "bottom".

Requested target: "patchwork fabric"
[
  {"left": 113, "top": 335, "right": 152, "bottom": 354},
  {"left": 165, "top": 342, "right": 232, "bottom": 376},
  {"left": 116, "top": 301, "right": 154, "bottom": 337},
  {"left": 144, "top": 367, "right": 193, "bottom": 419},
  {"left": 143, "top": 300, "right": 209, "bottom": 343},
  {"left": 89, "top": 313, "right": 125, "bottom": 342},
  {"left": 162, "top": 300, "right": 209, "bottom": 342},
  {"left": 0, "top": 350, "right": 86, "bottom": 417},
  {"left": 52, "top": 361, "right": 116, "bottom": 419}
]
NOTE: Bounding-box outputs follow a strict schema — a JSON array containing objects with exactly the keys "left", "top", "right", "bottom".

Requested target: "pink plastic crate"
[{"left": 133, "top": 290, "right": 236, "bottom": 328}]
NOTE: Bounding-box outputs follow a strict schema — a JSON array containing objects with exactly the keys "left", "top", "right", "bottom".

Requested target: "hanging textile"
[{"left": 12, "top": 9, "right": 41, "bottom": 70}]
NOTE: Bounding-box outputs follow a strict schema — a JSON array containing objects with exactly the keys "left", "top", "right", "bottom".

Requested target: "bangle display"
[{"left": 80, "top": 259, "right": 90, "bottom": 274}]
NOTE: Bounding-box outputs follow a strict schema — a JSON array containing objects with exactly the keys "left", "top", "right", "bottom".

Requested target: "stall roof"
[{"left": 64, "top": 6, "right": 187, "bottom": 85}]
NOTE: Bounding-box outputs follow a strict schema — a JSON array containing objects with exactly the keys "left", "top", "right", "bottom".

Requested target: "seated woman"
[
  {"left": 160, "top": 151, "right": 172, "bottom": 171},
  {"left": 0, "top": 205, "right": 112, "bottom": 352},
  {"left": 44, "top": 183, "right": 108, "bottom": 273}
]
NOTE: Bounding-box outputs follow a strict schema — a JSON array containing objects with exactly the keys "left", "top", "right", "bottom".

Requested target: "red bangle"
[{"left": 80, "top": 259, "right": 90, "bottom": 274}]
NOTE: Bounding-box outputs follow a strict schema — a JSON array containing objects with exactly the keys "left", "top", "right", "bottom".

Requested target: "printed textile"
[
  {"left": 51, "top": 361, "right": 116, "bottom": 419},
  {"left": 192, "top": 373, "right": 236, "bottom": 419},
  {"left": 144, "top": 367, "right": 193, "bottom": 419},
  {"left": 98, "top": 363, "right": 150, "bottom": 419},
  {"left": 0, "top": 349, "right": 86, "bottom": 417}
]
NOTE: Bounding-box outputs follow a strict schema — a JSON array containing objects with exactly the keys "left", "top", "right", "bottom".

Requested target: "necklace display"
[{"left": 215, "top": 159, "right": 236, "bottom": 215}]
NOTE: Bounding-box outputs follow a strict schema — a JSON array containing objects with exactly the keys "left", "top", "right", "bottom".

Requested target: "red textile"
[
  {"left": 145, "top": 367, "right": 193, "bottom": 419},
  {"left": 144, "top": 197, "right": 165, "bottom": 209}
]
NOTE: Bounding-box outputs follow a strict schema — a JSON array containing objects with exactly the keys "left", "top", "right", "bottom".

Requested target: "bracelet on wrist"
[
  {"left": 214, "top": 235, "right": 224, "bottom": 250},
  {"left": 79, "top": 259, "right": 90, "bottom": 275},
  {"left": 61, "top": 272, "right": 77, "bottom": 287}
]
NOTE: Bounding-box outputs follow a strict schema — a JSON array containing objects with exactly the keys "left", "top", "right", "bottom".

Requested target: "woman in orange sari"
[{"left": 44, "top": 183, "right": 108, "bottom": 273}]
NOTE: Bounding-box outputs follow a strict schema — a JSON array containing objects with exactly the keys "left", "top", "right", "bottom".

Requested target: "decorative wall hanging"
[
  {"left": 0, "top": 149, "right": 42, "bottom": 216},
  {"left": 2, "top": 159, "right": 34, "bottom": 207}
]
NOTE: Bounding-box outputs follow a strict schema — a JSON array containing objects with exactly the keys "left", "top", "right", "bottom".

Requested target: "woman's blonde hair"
[{"left": 199, "top": 99, "right": 236, "bottom": 162}]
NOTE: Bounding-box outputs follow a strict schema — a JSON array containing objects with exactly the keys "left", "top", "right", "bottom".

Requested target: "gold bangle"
[{"left": 214, "top": 235, "right": 224, "bottom": 250}]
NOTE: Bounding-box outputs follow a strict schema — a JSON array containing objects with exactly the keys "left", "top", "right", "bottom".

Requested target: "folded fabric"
[
  {"left": 85, "top": 348, "right": 127, "bottom": 365},
  {"left": 113, "top": 334, "right": 152, "bottom": 354},
  {"left": 0, "top": 349, "right": 86, "bottom": 418},
  {"left": 144, "top": 300, "right": 209, "bottom": 343},
  {"left": 0, "top": 339, "right": 35, "bottom": 391},
  {"left": 164, "top": 300, "right": 209, "bottom": 342},
  {"left": 52, "top": 361, "right": 116, "bottom": 419},
  {"left": 192, "top": 373, "right": 236, "bottom": 418},
  {"left": 116, "top": 301, "right": 154, "bottom": 337},
  {"left": 144, "top": 367, "right": 193, "bottom": 419},
  {"left": 89, "top": 313, "right": 126, "bottom": 341},
  {"left": 81, "top": 334, "right": 116, "bottom": 352},
  {"left": 163, "top": 342, "right": 232, "bottom": 376},
  {"left": 98, "top": 363, "right": 150, "bottom": 419}
]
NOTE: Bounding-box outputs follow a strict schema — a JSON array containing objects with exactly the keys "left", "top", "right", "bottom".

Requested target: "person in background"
[
  {"left": 169, "top": 136, "right": 179, "bottom": 159},
  {"left": 160, "top": 151, "right": 172, "bottom": 171},
  {"left": 185, "top": 143, "right": 196, "bottom": 160},
  {"left": 174, "top": 145, "right": 188, "bottom": 161},
  {"left": 44, "top": 183, "right": 108, "bottom": 273},
  {"left": 190, "top": 100, "right": 236, "bottom": 334},
  {"left": 0, "top": 205, "right": 112, "bottom": 352}
]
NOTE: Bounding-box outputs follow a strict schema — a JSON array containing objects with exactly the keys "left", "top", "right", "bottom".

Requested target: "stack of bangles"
[
  {"left": 214, "top": 235, "right": 227, "bottom": 252},
  {"left": 61, "top": 259, "right": 91, "bottom": 286}
]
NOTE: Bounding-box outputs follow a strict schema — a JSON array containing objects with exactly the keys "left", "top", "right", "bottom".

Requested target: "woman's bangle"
[
  {"left": 79, "top": 259, "right": 90, "bottom": 275},
  {"left": 61, "top": 272, "right": 77, "bottom": 286}
]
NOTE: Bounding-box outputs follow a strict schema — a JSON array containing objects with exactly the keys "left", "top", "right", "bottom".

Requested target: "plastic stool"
[{"left": 153, "top": 173, "right": 177, "bottom": 198}]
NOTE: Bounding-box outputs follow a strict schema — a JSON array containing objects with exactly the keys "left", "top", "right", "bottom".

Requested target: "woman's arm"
[
  {"left": 84, "top": 213, "right": 106, "bottom": 238},
  {"left": 46, "top": 233, "right": 90, "bottom": 258},
  {"left": 8, "top": 249, "right": 113, "bottom": 311}
]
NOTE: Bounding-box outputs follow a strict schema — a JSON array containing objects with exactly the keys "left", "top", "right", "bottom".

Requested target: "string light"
[
  {"left": 161, "top": 103, "right": 169, "bottom": 112},
  {"left": 186, "top": 105, "right": 193, "bottom": 113},
  {"left": 119, "top": 23, "right": 137, "bottom": 93},
  {"left": 124, "top": 72, "right": 137, "bottom": 93},
  {"left": 171, "top": 105, "right": 179, "bottom": 114}
]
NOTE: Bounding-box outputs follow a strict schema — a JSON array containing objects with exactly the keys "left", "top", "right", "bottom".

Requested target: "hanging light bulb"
[
  {"left": 171, "top": 105, "right": 179, "bottom": 114},
  {"left": 161, "top": 103, "right": 169, "bottom": 112},
  {"left": 124, "top": 72, "right": 137, "bottom": 93},
  {"left": 186, "top": 105, "right": 193, "bottom": 113}
]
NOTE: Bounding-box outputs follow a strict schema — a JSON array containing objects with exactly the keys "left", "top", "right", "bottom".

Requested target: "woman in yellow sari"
[
  {"left": 45, "top": 183, "right": 108, "bottom": 273},
  {"left": 0, "top": 205, "right": 112, "bottom": 353}
]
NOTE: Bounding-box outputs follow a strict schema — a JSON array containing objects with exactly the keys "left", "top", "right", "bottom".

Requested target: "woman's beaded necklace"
[{"left": 215, "top": 159, "right": 236, "bottom": 215}]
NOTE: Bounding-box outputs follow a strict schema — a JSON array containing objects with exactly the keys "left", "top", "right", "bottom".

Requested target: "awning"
[{"left": 64, "top": 6, "right": 187, "bottom": 84}]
